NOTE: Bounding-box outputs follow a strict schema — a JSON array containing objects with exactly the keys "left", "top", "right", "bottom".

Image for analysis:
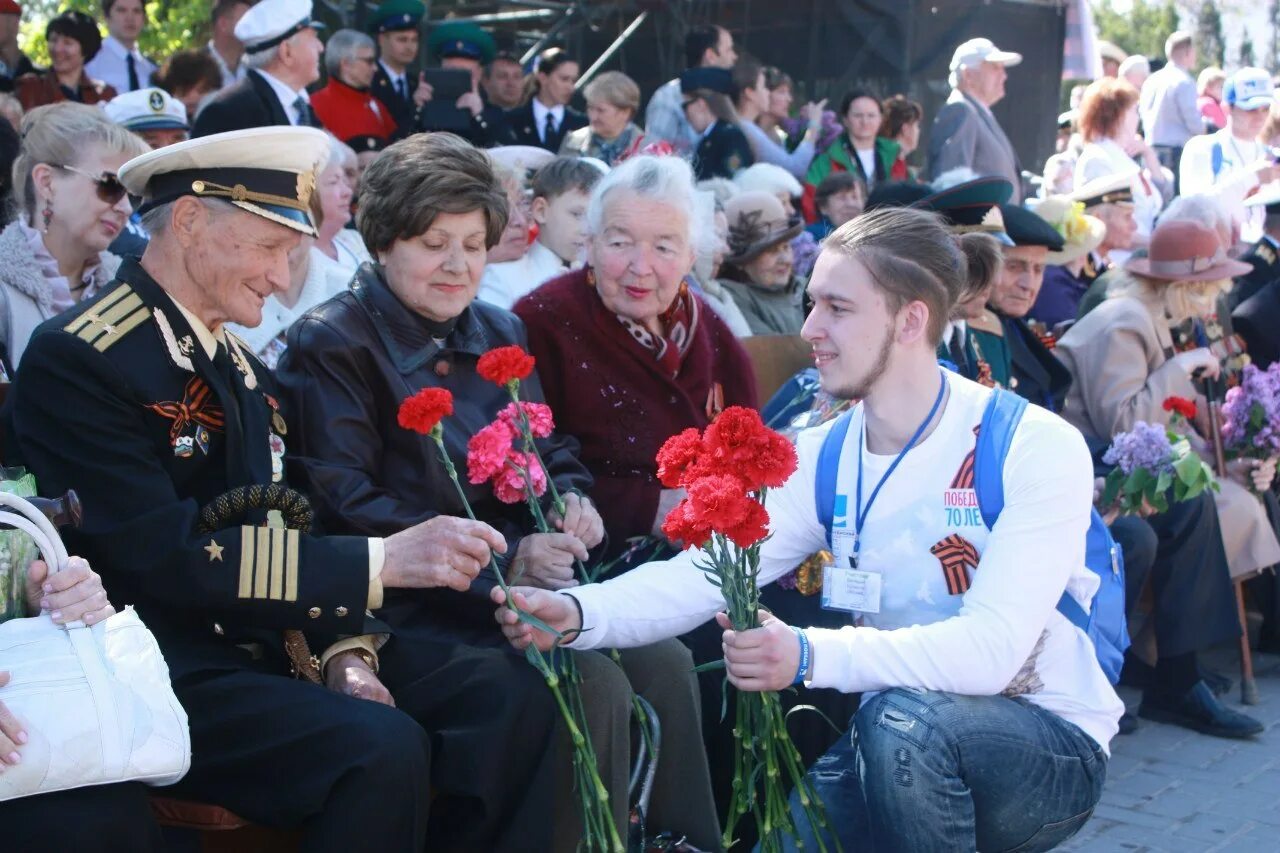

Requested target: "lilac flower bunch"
[
  {"left": 1221, "top": 363, "right": 1280, "bottom": 459},
  {"left": 1102, "top": 422, "right": 1175, "bottom": 476},
  {"left": 1101, "top": 421, "right": 1217, "bottom": 515}
]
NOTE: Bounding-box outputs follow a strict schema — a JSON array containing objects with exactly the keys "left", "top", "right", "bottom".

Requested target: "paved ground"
[{"left": 1062, "top": 648, "right": 1280, "bottom": 852}]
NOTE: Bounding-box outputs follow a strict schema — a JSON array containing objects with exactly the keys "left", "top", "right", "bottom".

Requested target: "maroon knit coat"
[{"left": 514, "top": 270, "right": 758, "bottom": 561}]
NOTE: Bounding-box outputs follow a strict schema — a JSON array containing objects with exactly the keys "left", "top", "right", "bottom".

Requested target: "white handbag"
[{"left": 0, "top": 492, "right": 191, "bottom": 802}]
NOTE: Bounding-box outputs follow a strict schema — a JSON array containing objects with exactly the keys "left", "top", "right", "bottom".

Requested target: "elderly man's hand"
[
  {"left": 549, "top": 493, "right": 604, "bottom": 549},
  {"left": 382, "top": 516, "right": 506, "bottom": 592},
  {"left": 491, "top": 586, "right": 581, "bottom": 652},
  {"left": 24, "top": 557, "right": 115, "bottom": 626},
  {"left": 0, "top": 672, "right": 28, "bottom": 771},
  {"left": 456, "top": 91, "right": 484, "bottom": 117},
  {"left": 718, "top": 611, "right": 802, "bottom": 693},
  {"left": 324, "top": 653, "right": 394, "bottom": 707},
  {"left": 511, "top": 533, "right": 586, "bottom": 591}
]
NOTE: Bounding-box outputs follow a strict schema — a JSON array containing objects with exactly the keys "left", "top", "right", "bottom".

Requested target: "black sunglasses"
[{"left": 54, "top": 164, "right": 128, "bottom": 205}]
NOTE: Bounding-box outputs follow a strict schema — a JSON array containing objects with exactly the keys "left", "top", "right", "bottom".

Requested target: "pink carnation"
[
  {"left": 466, "top": 421, "right": 515, "bottom": 484},
  {"left": 492, "top": 452, "right": 547, "bottom": 503},
  {"left": 498, "top": 401, "right": 555, "bottom": 439}
]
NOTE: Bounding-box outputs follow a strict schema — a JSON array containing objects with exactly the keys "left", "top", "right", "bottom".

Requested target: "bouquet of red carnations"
[{"left": 656, "top": 408, "right": 832, "bottom": 852}]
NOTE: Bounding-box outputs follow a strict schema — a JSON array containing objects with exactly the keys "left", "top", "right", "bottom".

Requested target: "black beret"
[{"left": 999, "top": 203, "right": 1066, "bottom": 251}]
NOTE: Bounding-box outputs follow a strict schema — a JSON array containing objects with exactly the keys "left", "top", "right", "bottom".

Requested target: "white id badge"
[
  {"left": 831, "top": 528, "right": 857, "bottom": 568},
  {"left": 822, "top": 565, "right": 882, "bottom": 614}
]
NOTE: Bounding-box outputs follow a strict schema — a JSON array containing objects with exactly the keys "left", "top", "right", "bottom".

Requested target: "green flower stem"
[{"left": 430, "top": 429, "right": 622, "bottom": 853}]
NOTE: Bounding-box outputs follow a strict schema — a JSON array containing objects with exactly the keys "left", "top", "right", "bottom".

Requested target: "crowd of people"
[{"left": 0, "top": 1, "right": 1279, "bottom": 850}]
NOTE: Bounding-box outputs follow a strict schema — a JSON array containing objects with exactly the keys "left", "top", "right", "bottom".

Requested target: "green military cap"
[
  {"left": 916, "top": 176, "right": 1014, "bottom": 246},
  {"left": 428, "top": 20, "right": 496, "bottom": 64},
  {"left": 370, "top": 0, "right": 423, "bottom": 34}
]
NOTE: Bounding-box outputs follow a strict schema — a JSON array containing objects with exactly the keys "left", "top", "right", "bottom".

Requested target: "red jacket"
[
  {"left": 514, "top": 269, "right": 758, "bottom": 564},
  {"left": 310, "top": 77, "right": 397, "bottom": 145}
]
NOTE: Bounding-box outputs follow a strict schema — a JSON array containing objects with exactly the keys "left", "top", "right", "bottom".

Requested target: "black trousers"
[
  {"left": 0, "top": 782, "right": 163, "bottom": 852},
  {"left": 166, "top": 663, "right": 431, "bottom": 852},
  {"left": 378, "top": 634, "right": 559, "bottom": 853},
  {"left": 1132, "top": 491, "right": 1241, "bottom": 658}
]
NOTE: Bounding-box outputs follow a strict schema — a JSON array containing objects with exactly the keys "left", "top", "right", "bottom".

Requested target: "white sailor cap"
[
  {"left": 103, "top": 87, "right": 189, "bottom": 131},
  {"left": 118, "top": 126, "right": 331, "bottom": 236},
  {"left": 235, "top": 0, "right": 324, "bottom": 55}
]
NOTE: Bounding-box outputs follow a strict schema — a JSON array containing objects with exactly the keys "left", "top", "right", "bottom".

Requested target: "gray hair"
[
  {"left": 244, "top": 44, "right": 281, "bottom": 71},
  {"left": 586, "top": 154, "right": 697, "bottom": 244},
  {"left": 325, "top": 29, "right": 375, "bottom": 79},
  {"left": 696, "top": 177, "right": 739, "bottom": 207},
  {"left": 139, "top": 196, "right": 224, "bottom": 239},
  {"left": 732, "top": 163, "right": 801, "bottom": 199},
  {"left": 1160, "top": 193, "right": 1234, "bottom": 247},
  {"left": 691, "top": 188, "right": 722, "bottom": 282},
  {"left": 1165, "top": 31, "right": 1193, "bottom": 61}
]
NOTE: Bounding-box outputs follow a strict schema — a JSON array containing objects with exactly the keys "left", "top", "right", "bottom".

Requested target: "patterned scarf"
[{"left": 597, "top": 271, "right": 699, "bottom": 378}]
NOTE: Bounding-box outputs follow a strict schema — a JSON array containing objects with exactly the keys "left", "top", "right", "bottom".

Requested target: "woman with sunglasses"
[{"left": 0, "top": 102, "right": 146, "bottom": 372}]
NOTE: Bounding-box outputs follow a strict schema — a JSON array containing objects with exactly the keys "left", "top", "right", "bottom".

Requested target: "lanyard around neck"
[{"left": 854, "top": 369, "right": 947, "bottom": 553}]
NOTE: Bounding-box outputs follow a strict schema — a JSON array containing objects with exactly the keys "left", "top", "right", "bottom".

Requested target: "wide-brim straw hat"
[
  {"left": 1031, "top": 196, "right": 1106, "bottom": 265},
  {"left": 1125, "top": 219, "right": 1252, "bottom": 282},
  {"left": 724, "top": 191, "right": 803, "bottom": 266}
]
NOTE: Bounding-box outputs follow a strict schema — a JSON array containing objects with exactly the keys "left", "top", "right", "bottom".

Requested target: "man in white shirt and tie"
[
  {"left": 191, "top": 0, "right": 325, "bottom": 137},
  {"left": 84, "top": 0, "right": 156, "bottom": 93},
  {"left": 206, "top": 0, "right": 252, "bottom": 90}
]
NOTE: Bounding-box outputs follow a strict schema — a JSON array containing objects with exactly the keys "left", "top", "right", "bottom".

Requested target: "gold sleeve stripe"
[
  {"left": 268, "top": 528, "right": 285, "bottom": 600},
  {"left": 285, "top": 529, "right": 299, "bottom": 602},
  {"left": 238, "top": 527, "right": 254, "bottom": 598},
  {"left": 253, "top": 527, "right": 271, "bottom": 600},
  {"left": 89, "top": 304, "right": 151, "bottom": 352},
  {"left": 64, "top": 285, "right": 134, "bottom": 333}
]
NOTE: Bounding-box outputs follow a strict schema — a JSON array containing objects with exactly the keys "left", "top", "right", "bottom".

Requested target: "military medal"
[
  {"left": 269, "top": 432, "right": 286, "bottom": 483},
  {"left": 147, "top": 376, "right": 225, "bottom": 457}
]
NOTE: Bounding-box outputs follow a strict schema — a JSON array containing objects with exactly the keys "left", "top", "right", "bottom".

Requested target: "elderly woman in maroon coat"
[{"left": 515, "top": 154, "right": 758, "bottom": 572}]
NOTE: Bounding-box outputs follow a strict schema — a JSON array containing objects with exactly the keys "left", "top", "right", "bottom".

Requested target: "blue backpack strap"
[
  {"left": 972, "top": 389, "right": 1091, "bottom": 631},
  {"left": 972, "top": 389, "right": 1028, "bottom": 529},
  {"left": 1211, "top": 141, "right": 1224, "bottom": 179},
  {"left": 815, "top": 410, "right": 855, "bottom": 549}
]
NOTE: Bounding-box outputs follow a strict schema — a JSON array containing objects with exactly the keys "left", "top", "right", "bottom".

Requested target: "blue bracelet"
[{"left": 791, "top": 626, "right": 811, "bottom": 686}]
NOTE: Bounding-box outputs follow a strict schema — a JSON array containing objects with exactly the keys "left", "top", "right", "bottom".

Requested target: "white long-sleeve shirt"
[
  {"left": 566, "top": 371, "right": 1122, "bottom": 753},
  {"left": 1180, "top": 128, "right": 1273, "bottom": 243}
]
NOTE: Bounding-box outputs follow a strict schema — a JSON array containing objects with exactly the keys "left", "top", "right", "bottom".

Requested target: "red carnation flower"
[
  {"left": 655, "top": 427, "right": 705, "bottom": 489},
  {"left": 661, "top": 499, "right": 713, "bottom": 550},
  {"left": 685, "top": 474, "right": 754, "bottom": 530},
  {"left": 703, "top": 406, "right": 797, "bottom": 488},
  {"left": 466, "top": 421, "right": 515, "bottom": 484},
  {"left": 721, "top": 500, "right": 770, "bottom": 549},
  {"left": 1162, "top": 396, "right": 1198, "bottom": 420},
  {"left": 498, "top": 401, "right": 555, "bottom": 439},
  {"left": 477, "top": 346, "right": 536, "bottom": 386},
  {"left": 397, "top": 388, "right": 454, "bottom": 435}
]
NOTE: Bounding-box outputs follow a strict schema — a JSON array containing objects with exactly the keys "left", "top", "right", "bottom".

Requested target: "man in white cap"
[
  {"left": 192, "top": 0, "right": 325, "bottom": 137},
  {"left": 1180, "top": 67, "right": 1280, "bottom": 244},
  {"left": 105, "top": 85, "right": 190, "bottom": 148},
  {"left": 929, "top": 37, "right": 1025, "bottom": 202},
  {"left": 1138, "top": 31, "right": 1201, "bottom": 184},
  {"left": 4, "top": 125, "right": 559, "bottom": 850}
]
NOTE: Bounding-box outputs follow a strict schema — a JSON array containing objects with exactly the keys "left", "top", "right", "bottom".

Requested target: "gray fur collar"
[{"left": 0, "top": 220, "right": 122, "bottom": 314}]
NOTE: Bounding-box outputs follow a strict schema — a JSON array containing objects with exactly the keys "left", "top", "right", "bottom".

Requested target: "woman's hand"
[
  {"left": 0, "top": 672, "right": 27, "bottom": 771},
  {"left": 1227, "top": 457, "right": 1277, "bottom": 492},
  {"left": 412, "top": 73, "right": 433, "bottom": 107},
  {"left": 548, "top": 493, "right": 604, "bottom": 549},
  {"left": 800, "top": 99, "right": 827, "bottom": 127},
  {"left": 24, "top": 557, "right": 116, "bottom": 626},
  {"left": 510, "top": 533, "right": 587, "bottom": 591},
  {"left": 1171, "top": 348, "right": 1220, "bottom": 381},
  {"left": 324, "top": 653, "right": 395, "bottom": 707}
]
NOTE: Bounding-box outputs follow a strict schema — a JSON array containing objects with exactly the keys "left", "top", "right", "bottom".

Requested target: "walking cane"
[{"left": 1201, "top": 372, "right": 1260, "bottom": 705}]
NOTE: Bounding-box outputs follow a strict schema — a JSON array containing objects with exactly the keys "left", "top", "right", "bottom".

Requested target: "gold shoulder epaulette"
[
  {"left": 1258, "top": 242, "right": 1276, "bottom": 266},
  {"left": 62, "top": 285, "right": 150, "bottom": 352}
]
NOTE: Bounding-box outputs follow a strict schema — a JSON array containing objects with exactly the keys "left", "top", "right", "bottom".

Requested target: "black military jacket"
[
  {"left": 506, "top": 102, "right": 588, "bottom": 152},
  {"left": 191, "top": 69, "right": 322, "bottom": 138},
  {"left": 693, "top": 120, "right": 754, "bottom": 181},
  {"left": 999, "top": 312, "right": 1073, "bottom": 414},
  {"left": 371, "top": 62, "right": 416, "bottom": 140},
  {"left": 4, "top": 260, "right": 374, "bottom": 678},
  {"left": 1228, "top": 237, "right": 1280, "bottom": 313}
]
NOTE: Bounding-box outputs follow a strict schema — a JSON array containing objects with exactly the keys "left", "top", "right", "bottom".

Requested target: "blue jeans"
[{"left": 784, "top": 689, "right": 1107, "bottom": 852}]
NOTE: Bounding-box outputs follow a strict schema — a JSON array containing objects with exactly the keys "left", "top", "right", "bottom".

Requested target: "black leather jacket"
[{"left": 276, "top": 263, "right": 593, "bottom": 646}]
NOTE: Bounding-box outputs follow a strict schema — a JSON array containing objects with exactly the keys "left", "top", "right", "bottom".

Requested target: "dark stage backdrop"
[{"left": 573, "top": 0, "right": 1067, "bottom": 180}]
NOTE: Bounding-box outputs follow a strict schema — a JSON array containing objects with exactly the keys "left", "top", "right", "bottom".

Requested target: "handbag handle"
[{"left": 0, "top": 492, "right": 69, "bottom": 572}]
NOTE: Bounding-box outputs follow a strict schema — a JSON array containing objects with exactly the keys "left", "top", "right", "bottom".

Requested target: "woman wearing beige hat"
[
  {"left": 718, "top": 190, "right": 805, "bottom": 334},
  {"left": 1056, "top": 219, "right": 1280, "bottom": 583},
  {"left": 1027, "top": 195, "right": 1107, "bottom": 327}
]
